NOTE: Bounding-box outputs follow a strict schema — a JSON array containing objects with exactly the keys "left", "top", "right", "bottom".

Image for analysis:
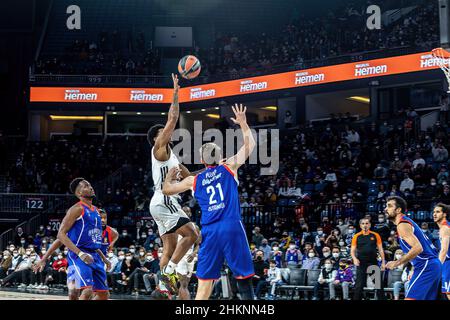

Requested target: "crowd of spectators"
[{"left": 34, "top": 1, "right": 439, "bottom": 81}]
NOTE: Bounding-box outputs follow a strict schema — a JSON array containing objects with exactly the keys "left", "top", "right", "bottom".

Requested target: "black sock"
[{"left": 236, "top": 278, "right": 255, "bottom": 300}]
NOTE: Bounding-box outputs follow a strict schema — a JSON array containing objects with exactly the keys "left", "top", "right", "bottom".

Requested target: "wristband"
[{"left": 78, "top": 251, "right": 84, "bottom": 258}]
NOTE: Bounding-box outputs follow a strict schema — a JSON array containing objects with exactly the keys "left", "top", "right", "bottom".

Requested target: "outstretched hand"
[
  {"left": 172, "top": 73, "right": 180, "bottom": 92},
  {"left": 230, "top": 103, "right": 247, "bottom": 127}
]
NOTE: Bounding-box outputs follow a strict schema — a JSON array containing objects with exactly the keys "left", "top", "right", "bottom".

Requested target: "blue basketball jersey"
[
  {"left": 193, "top": 165, "right": 240, "bottom": 226},
  {"left": 67, "top": 202, "right": 103, "bottom": 251},
  {"left": 286, "top": 249, "right": 300, "bottom": 264},
  {"left": 398, "top": 215, "right": 438, "bottom": 266}
]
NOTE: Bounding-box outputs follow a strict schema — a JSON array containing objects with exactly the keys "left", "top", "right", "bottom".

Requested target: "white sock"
[{"left": 164, "top": 260, "right": 177, "bottom": 274}]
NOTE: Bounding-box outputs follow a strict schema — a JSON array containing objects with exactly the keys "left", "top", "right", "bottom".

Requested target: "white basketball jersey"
[{"left": 151, "top": 147, "right": 181, "bottom": 193}]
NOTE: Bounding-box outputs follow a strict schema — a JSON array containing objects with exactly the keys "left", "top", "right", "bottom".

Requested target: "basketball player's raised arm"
[
  {"left": 225, "top": 103, "right": 256, "bottom": 174},
  {"left": 178, "top": 163, "right": 205, "bottom": 178},
  {"left": 153, "top": 73, "right": 180, "bottom": 152},
  {"left": 57, "top": 205, "right": 94, "bottom": 264},
  {"left": 439, "top": 227, "right": 450, "bottom": 264},
  {"left": 386, "top": 223, "right": 423, "bottom": 269},
  {"left": 162, "top": 167, "right": 194, "bottom": 196}
]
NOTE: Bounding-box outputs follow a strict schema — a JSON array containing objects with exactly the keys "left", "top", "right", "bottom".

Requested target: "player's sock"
[
  {"left": 236, "top": 278, "right": 255, "bottom": 300},
  {"left": 163, "top": 261, "right": 177, "bottom": 274}
]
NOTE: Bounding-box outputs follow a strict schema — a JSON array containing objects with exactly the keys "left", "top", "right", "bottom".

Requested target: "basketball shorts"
[
  {"left": 442, "top": 259, "right": 450, "bottom": 294},
  {"left": 67, "top": 250, "right": 108, "bottom": 292},
  {"left": 196, "top": 220, "right": 254, "bottom": 280},
  {"left": 150, "top": 193, "right": 189, "bottom": 236},
  {"left": 405, "top": 258, "right": 441, "bottom": 300}
]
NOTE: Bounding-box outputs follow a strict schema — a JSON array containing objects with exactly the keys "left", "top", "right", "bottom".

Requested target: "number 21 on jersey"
[{"left": 206, "top": 183, "right": 224, "bottom": 205}]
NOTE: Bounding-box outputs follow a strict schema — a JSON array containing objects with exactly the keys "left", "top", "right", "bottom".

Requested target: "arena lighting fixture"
[
  {"left": 262, "top": 106, "right": 277, "bottom": 111},
  {"left": 161, "top": 112, "right": 166, "bottom": 115},
  {"left": 206, "top": 114, "right": 220, "bottom": 119},
  {"left": 214, "top": 107, "right": 220, "bottom": 110},
  {"left": 136, "top": 112, "right": 142, "bottom": 115},
  {"left": 112, "top": 112, "right": 117, "bottom": 115},
  {"left": 49, "top": 115, "right": 103, "bottom": 121},
  {"left": 347, "top": 96, "right": 370, "bottom": 104},
  {"left": 201, "top": 109, "right": 206, "bottom": 111},
  {"left": 186, "top": 111, "right": 191, "bottom": 114}
]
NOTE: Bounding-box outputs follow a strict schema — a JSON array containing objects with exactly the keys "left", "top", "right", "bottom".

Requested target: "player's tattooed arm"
[
  {"left": 57, "top": 205, "right": 94, "bottom": 265},
  {"left": 162, "top": 167, "right": 194, "bottom": 196},
  {"left": 386, "top": 223, "right": 423, "bottom": 269},
  {"left": 225, "top": 103, "right": 256, "bottom": 173},
  {"left": 438, "top": 227, "right": 450, "bottom": 264},
  {"left": 33, "top": 239, "right": 63, "bottom": 273},
  {"left": 154, "top": 73, "right": 180, "bottom": 153}
]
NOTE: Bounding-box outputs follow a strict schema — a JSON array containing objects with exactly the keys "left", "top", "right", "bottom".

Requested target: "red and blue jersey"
[
  {"left": 101, "top": 226, "right": 114, "bottom": 255},
  {"left": 67, "top": 202, "right": 102, "bottom": 252},
  {"left": 438, "top": 219, "right": 450, "bottom": 261},
  {"left": 398, "top": 215, "right": 438, "bottom": 266},
  {"left": 193, "top": 164, "right": 240, "bottom": 226}
]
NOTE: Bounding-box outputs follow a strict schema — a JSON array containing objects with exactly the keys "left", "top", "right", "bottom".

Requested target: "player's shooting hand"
[
  {"left": 230, "top": 103, "right": 247, "bottom": 126},
  {"left": 79, "top": 252, "right": 94, "bottom": 265},
  {"left": 172, "top": 73, "right": 180, "bottom": 92}
]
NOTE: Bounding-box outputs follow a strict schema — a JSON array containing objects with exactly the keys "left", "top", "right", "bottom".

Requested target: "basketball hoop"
[{"left": 432, "top": 47, "right": 450, "bottom": 93}]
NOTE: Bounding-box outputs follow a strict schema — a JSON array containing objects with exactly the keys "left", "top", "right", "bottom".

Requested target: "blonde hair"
[{"left": 199, "top": 143, "right": 222, "bottom": 166}]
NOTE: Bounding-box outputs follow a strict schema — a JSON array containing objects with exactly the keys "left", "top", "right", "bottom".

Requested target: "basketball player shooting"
[
  {"left": 147, "top": 73, "right": 199, "bottom": 294},
  {"left": 162, "top": 103, "right": 257, "bottom": 300}
]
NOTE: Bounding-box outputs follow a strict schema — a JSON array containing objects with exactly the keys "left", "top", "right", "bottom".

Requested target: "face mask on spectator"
[
  {"left": 395, "top": 254, "right": 402, "bottom": 260},
  {"left": 13, "top": 253, "right": 18, "bottom": 257},
  {"left": 332, "top": 252, "right": 340, "bottom": 259},
  {"left": 339, "top": 241, "right": 345, "bottom": 246},
  {"left": 3, "top": 255, "right": 8, "bottom": 260},
  {"left": 139, "top": 252, "right": 145, "bottom": 257},
  {"left": 157, "top": 253, "right": 162, "bottom": 258},
  {"left": 25, "top": 250, "right": 31, "bottom": 256},
  {"left": 21, "top": 240, "right": 26, "bottom": 245},
  {"left": 30, "top": 255, "right": 36, "bottom": 261},
  {"left": 308, "top": 253, "right": 315, "bottom": 258},
  {"left": 273, "top": 246, "right": 279, "bottom": 251},
  {"left": 129, "top": 248, "right": 135, "bottom": 253},
  {"left": 122, "top": 232, "right": 128, "bottom": 237},
  {"left": 378, "top": 218, "right": 384, "bottom": 223},
  {"left": 317, "top": 230, "right": 323, "bottom": 236},
  {"left": 108, "top": 252, "right": 114, "bottom": 258},
  {"left": 347, "top": 229, "right": 354, "bottom": 234},
  {"left": 9, "top": 246, "right": 15, "bottom": 251},
  {"left": 42, "top": 240, "right": 47, "bottom": 244},
  {"left": 338, "top": 221, "right": 343, "bottom": 225},
  {"left": 58, "top": 255, "right": 63, "bottom": 260},
  {"left": 323, "top": 251, "right": 331, "bottom": 258},
  {"left": 126, "top": 256, "right": 132, "bottom": 261},
  {"left": 118, "top": 255, "right": 125, "bottom": 260},
  {"left": 146, "top": 255, "right": 154, "bottom": 261},
  {"left": 64, "top": 250, "right": 68, "bottom": 255},
  {"left": 324, "top": 263, "right": 332, "bottom": 270},
  {"left": 39, "top": 226, "right": 44, "bottom": 231},
  {"left": 141, "top": 234, "right": 147, "bottom": 239}
]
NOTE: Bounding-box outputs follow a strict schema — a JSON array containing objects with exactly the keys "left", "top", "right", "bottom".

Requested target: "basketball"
[{"left": 178, "top": 55, "right": 201, "bottom": 79}]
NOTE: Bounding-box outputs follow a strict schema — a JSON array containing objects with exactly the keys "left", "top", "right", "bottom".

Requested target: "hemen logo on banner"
[
  {"left": 239, "top": 80, "right": 268, "bottom": 92},
  {"left": 294, "top": 71, "right": 325, "bottom": 85},
  {"left": 129, "top": 90, "right": 164, "bottom": 101},
  {"left": 354, "top": 63, "right": 388, "bottom": 77},
  {"left": 64, "top": 89, "right": 98, "bottom": 101},
  {"left": 420, "top": 53, "right": 450, "bottom": 69},
  {"left": 190, "top": 87, "right": 216, "bottom": 100}
]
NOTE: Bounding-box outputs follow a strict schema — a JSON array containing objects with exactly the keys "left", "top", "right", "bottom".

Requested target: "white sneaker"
[
  {"left": 36, "top": 284, "right": 43, "bottom": 289},
  {"left": 18, "top": 283, "right": 26, "bottom": 289},
  {"left": 42, "top": 285, "right": 49, "bottom": 290}
]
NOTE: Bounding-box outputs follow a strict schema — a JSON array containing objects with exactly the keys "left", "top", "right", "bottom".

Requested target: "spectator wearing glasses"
[{"left": 351, "top": 218, "right": 385, "bottom": 300}]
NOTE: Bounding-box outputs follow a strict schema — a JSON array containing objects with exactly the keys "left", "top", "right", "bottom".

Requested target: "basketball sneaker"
[{"left": 160, "top": 272, "right": 178, "bottom": 295}]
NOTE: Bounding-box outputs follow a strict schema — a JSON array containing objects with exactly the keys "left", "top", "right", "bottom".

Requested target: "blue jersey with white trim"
[
  {"left": 67, "top": 202, "right": 103, "bottom": 251},
  {"left": 193, "top": 165, "right": 240, "bottom": 226},
  {"left": 398, "top": 215, "right": 438, "bottom": 266},
  {"left": 437, "top": 219, "right": 450, "bottom": 261}
]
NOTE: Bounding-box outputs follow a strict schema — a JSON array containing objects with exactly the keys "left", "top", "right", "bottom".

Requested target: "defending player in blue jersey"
[
  {"left": 432, "top": 203, "right": 450, "bottom": 299},
  {"left": 57, "top": 178, "right": 109, "bottom": 300},
  {"left": 385, "top": 196, "right": 442, "bottom": 300},
  {"left": 162, "top": 103, "right": 256, "bottom": 300},
  {"left": 99, "top": 209, "right": 119, "bottom": 256}
]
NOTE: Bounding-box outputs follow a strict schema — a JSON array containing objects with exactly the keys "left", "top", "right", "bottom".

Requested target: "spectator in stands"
[
  {"left": 116, "top": 230, "right": 133, "bottom": 249},
  {"left": 119, "top": 251, "right": 139, "bottom": 294},
  {"left": 312, "top": 258, "right": 337, "bottom": 300},
  {"left": 399, "top": 173, "right": 414, "bottom": 192},
  {"left": 373, "top": 213, "right": 391, "bottom": 242},
  {"left": 329, "top": 259, "right": 354, "bottom": 300},
  {"left": 252, "top": 227, "right": 264, "bottom": 248},
  {"left": 301, "top": 249, "right": 320, "bottom": 270},
  {"left": 0, "top": 251, "right": 11, "bottom": 279},
  {"left": 285, "top": 243, "right": 302, "bottom": 266},
  {"left": 264, "top": 260, "right": 283, "bottom": 300},
  {"left": 14, "top": 227, "right": 27, "bottom": 247},
  {"left": 129, "top": 251, "right": 158, "bottom": 296},
  {"left": 393, "top": 262, "right": 413, "bottom": 300},
  {"left": 373, "top": 163, "right": 387, "bottom": 180},
  {"left": 142, "top": 253, "right": 160, "bottom": 294},
  {"left": 319, "top": 246, "right": 332, "bottom": 267},
  {"left": 253, "top": 250, "right": 269, "bottom": 299},
  {"left": 0, "top": 250, "right": 31, "bottom": 288},
  {"left": 259, "top": 239, "right": 271, "bottom": 262},
  {"left": 109, "top": 250, "right": 124, "bottom": 293},
  {"left": 51, "top": 252, "right": 67, "bottom": 286}
]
